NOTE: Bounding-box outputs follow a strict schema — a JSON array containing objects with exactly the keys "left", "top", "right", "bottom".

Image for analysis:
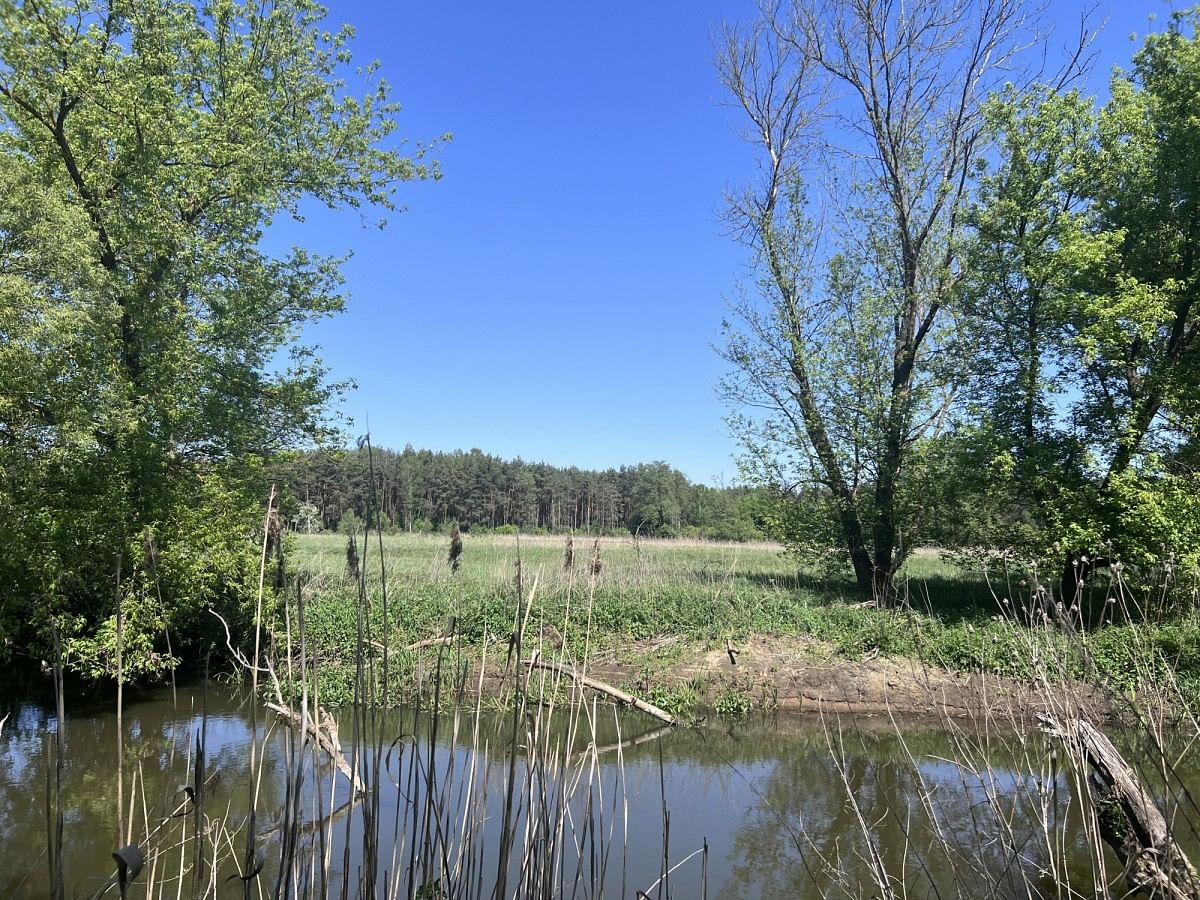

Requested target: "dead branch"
[
  {"left": 406, "top": 634, "right": 454, "bottom": 651},
  {"left": 266, "top": 701, "right": 366, "bottom": 798},
  {"left": 1040, "top": 715, "right": 1200, "bottom": 899},
  {"left": 525, "top": 654, "right": 677, "bottom": 726}
]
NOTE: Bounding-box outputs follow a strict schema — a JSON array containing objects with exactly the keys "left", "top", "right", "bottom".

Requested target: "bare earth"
[{"left": 579, "top": 633, "right": 1112, "bottom": 723}]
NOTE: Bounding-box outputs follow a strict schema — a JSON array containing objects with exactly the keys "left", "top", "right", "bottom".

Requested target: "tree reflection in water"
[{"left": 2, "top": 681, "right": 1197, "bottom": 898}]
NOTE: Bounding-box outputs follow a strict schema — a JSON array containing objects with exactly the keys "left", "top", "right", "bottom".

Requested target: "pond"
[{"left": 0, "top": 677, "right": 1191, "bottom": 898}]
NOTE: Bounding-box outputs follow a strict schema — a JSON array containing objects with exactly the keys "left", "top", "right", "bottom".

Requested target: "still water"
[{"left": 0, "top": 678, "right": 1179, "bottom": 898}]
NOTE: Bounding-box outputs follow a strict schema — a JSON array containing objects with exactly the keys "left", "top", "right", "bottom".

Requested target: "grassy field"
[{"left": 286, "top": 531, "right": 1200, "bottom": 711}]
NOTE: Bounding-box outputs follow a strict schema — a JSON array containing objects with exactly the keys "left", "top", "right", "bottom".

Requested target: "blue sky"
[{"left": 270, "top": 0, "right": 1166, "bottom": 484}]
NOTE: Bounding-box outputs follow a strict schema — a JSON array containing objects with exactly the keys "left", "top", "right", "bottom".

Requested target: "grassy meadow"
[{"left": 287, "top": 531, "right": 1200, "bottom": 711}]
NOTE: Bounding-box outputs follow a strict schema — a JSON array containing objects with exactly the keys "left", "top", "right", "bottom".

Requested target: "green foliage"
[
  {"left": 0, "top": 0, "right": 437, "bottom": 677},
  {"left": 645, "top": 681, "right": 702, "bottom": 718},
  {"left": 337, "top": 510, "right": 364, "bottom": 535},
  {"left": 1106, "top": 465, "right": 1200, "bottom": 570},
  {"left": 713, "top": 683, "right": 751, "bottom": 718},
  {"left": 951, "top": 10, "right": 1200, "bottom": 565}
]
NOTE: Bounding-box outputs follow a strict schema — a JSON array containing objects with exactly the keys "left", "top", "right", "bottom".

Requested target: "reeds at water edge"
[
  {"left": 28, "top": 483, "right": 1200, "bottom": 899},
  {"left": 38, "top": 462, "right": 709, "bottom": 900}
]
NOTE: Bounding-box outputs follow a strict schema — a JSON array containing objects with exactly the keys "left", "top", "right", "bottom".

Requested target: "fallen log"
[
  {"left": 525, "top": 655, "right": 676, "bottom": 725},
  {"left": 266, "top": 701, "right": 366, "bottom": 797},
  {"left": 1040, "top": 715, "right": 1200, "bottom": 900},
  {"left": 406, "top": 634, "right": 454, "bottom": 651}
]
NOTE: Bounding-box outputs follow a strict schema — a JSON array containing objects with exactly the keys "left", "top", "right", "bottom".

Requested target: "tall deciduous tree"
[
  {"left": 0, "top": 0, "right": 441, "bottom": 674},
  {"left": 717, "top": 0, "right": 1056, "bottom": 594},
  {"left": 964, "top": 8, "right": 1200, "bottom": 565}
]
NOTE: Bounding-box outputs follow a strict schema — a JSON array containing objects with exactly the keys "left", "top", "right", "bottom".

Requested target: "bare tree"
[{"left": 717, "top": 0, "right": 1066, "bottom": 595}]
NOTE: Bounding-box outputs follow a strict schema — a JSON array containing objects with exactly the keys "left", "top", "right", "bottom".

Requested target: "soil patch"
[{"left": 584, "top": 633, "right": 1111, "bottom": 723}]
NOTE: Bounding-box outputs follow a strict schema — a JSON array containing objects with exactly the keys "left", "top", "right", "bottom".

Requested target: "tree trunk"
[
  {"left": 1041, "top": 716, "right": 1200, "bottom": 900},
  {"left": 836, "top": 503, "right": 876, "bottom": 596}
]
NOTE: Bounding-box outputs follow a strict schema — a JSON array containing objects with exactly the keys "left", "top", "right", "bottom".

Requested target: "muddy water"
[{"left": 0, "top": 678, "right": 1192, "bottom": 898}]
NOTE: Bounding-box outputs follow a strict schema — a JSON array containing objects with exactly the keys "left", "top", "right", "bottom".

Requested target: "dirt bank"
[{"left": 574, "top": 633, "right": 1112, "bottom": 723}]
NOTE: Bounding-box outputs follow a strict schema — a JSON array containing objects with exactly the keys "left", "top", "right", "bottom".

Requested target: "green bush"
[
  {"left": 338, "top": 511, "right": 364, "bottom": 535},
  {"left": 714, "top": 684, "right": 752, "bottom": 717}
]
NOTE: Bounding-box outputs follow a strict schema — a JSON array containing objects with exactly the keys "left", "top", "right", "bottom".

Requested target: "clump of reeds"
[
  {"left": 345, "top": 533, "right": 360, "bottom": 581},
  {"left": 590, "top": 538, "right": 602, "bottom": 577},
  {"left": 563, "top": 534, "right": 574, "bottom": 571},
  {"left": 808, "top": 558, "right": 1200, "bottom": 900},
  {"left": 39, "top": 484, "right": 723, "bottom": 900},
  {"left": 448, "top": 523, "right": 462, "bottom": 572}
]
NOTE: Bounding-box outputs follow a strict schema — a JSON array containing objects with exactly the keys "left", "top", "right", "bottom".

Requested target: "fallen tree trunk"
[
  {"left": 1040, "top": 715, "right": 1200, "bottom": 900},
  {"left": 525, "top": 655, "right": 676, "bottom": 725},
  {"left": 266, "top": 701, "right": 366, "bottom": 797}
]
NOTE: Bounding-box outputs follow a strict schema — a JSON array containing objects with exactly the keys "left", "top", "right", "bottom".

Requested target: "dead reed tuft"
[
  {"left": 448, "top": 523, "right": 463, "bottom": 572},
  {"left": 344, "top": 533, "right": 359, "bottom": 581}
]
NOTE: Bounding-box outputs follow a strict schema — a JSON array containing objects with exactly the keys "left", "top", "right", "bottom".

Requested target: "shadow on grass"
[{"left": 740, "top": 569, "right": 1002, "bottom": 625}]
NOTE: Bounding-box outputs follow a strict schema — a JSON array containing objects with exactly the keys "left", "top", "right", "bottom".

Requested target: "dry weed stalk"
[
  {"left": 447, "top": 523, "right": 463, "bottom": 572},
  {"left": 344, "top": 533, "right": 360, "bottom": 581}
]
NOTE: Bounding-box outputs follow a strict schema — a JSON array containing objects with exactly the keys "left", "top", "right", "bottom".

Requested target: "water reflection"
[{"left": 1, "top": 680, "right": 1193, "bottom": 898}]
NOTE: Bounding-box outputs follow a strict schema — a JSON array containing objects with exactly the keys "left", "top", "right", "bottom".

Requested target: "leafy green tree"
[
  {"left": 0, "top": 0, "right": 440, "bottom": 675},
  {"left": 716, "top": 0, "right": 1047, "bottom": 594},
  {"left": 949, "top": 84, "right": 1099, "bottom": 556},
  {"left": 628, "top": 462, "right": 683, "bottom": 535},
  {"left": 963, "top": 8, "right": 1200, "bottom": 568}
]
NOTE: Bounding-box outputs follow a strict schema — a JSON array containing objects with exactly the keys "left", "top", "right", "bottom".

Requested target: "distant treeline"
[{"left": 275, "top": 446, "right": 766, "bottom": 540}]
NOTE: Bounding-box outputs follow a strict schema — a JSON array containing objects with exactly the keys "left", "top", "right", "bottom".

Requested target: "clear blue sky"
[{"left": 268, "top": 0, "right": 1165, "bottom": 484}]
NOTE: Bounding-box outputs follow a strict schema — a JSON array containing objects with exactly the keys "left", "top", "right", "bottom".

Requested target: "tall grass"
[
  {"left": 38, "top": 491, "right": 710, "bottom": 898},
  {"left": 787, "top": 566, "right": 1200, "bottom": 899},
  {"left": 26, "top": 511, "right": 1200, "bottom": 897}
]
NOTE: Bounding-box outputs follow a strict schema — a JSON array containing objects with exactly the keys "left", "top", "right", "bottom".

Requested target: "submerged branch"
[{"left": 265, "top": 701, "right": 366, "bottom": 798}]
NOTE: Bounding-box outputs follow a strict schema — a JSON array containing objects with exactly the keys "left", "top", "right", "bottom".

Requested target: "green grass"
[{"left": 286, "top": 531, "right": 1200, "bottom": 708}]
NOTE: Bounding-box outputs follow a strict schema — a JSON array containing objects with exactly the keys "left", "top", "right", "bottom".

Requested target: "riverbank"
[
  {"left": 291, "top": 532, "right": 1199, "bottom": 719},
  {"left": 581, "top": 632, "right": 1114, "bottom": 721}
]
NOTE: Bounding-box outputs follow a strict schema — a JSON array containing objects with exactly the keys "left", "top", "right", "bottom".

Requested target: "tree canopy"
[
  {"left": 719, "top": 1, "right": 1200, "bottom": 592},
  {"left": 0, "top": 0, "right": 440, "bottom": 676}
]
